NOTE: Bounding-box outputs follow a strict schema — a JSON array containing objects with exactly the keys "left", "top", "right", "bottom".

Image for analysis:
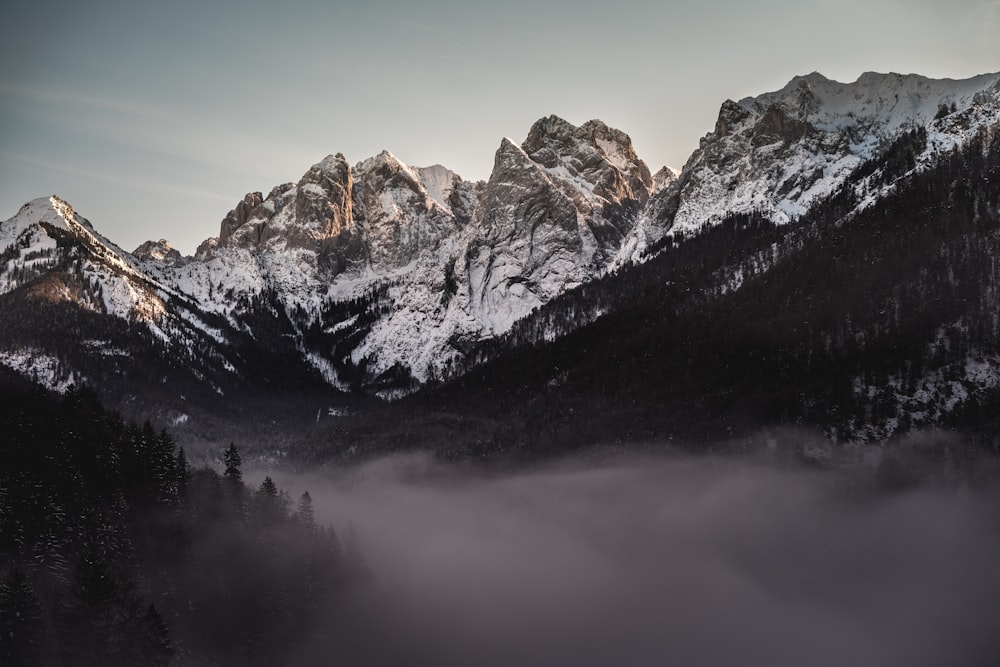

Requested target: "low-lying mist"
[{"left": 253, "top": 447, "right": 1000, "bottom": 667}]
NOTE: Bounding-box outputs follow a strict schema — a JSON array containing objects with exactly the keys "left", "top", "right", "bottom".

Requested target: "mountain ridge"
[{"left": 2, "top": 70, "right": 999, "bottom": 445}]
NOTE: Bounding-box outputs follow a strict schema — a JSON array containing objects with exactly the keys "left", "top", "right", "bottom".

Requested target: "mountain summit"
[
  {"left": 2, "top": 71, "right": 999, "bottom": 438},
  {"left": 660, "top": 70, "right": 1000, "bottom": 237}
]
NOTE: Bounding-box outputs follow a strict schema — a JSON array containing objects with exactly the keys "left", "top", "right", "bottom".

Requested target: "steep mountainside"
[
  {"left": 621, "top": 71, "right": 1000, "bottom": 260},
  {"left": 135, "top": 116, "right": 657, "bottom": 394},
  {"left": 2, "top": 71, "right": 999, "bottom": 447},
  {"left": 0, "top": 196, "right": 342, "bottom": 439},
  {"left": 347, "top": 123, "right": 1000, "bottom": 461}
]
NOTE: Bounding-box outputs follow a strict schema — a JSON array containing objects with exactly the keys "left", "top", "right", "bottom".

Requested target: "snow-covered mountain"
[
  {"left": 2, "top": 71, "right": 999, "bottom": 412},
  {"left": 620, "top": 71, "right": 1000, "bottom": 261},
  {"left": 128, "top": 115, "right": 656, "bottom": 394},
  {"left": 0, "top": 195, "right": 258, "bottom": 407},
  {"left": 0, "top": 196, "right": 188, "bottom": 333}
]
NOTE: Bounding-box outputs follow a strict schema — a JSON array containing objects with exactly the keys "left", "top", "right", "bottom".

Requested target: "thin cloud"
[
  {"left": 0, "top": 81, "right": 174, "bottom": 123},
  {"left": 0, "top": 81, "right": 309, "bottom": 181},
  {"left": 3, "top": 150, "right": 234, "bottom": 203}
]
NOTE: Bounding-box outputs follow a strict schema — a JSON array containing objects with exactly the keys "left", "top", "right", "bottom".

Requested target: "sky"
[{"left": 2, "top": 0, "right": 998, "bottom": 255}]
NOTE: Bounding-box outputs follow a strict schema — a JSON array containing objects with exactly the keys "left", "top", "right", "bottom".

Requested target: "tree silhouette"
[
  {"left": 224, "top": 443, "right": 243, "bottom": 484},
  {"left": 296, "top": 491, "right": 316, "bottom": 534},
  {"left": 0, "top": 568, "right": 46, "bottom": 666}
]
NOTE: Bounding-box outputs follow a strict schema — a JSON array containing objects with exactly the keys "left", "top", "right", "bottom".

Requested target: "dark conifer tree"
[
  {"left": 151, "top": 429, "right": 179, "bottom": 505},
  {"left": 0, "top": 320, "right": 372, "bottom": 663},
  {"left": 59, "top": 550, "right": 150, "bottom": 666},
  {"left": 137, "top": 604, "right": 173, "bottom": 666},
  {"left": 255, "top": 476, "right": 288, "bottom": 526},
  {"left": 223, "top": 443, "right": 242, "bottom": 484},
  {"left": 175, "top": 447, "right": 189, "bottom": 500},
  {"left": 0, "top": 567, "right": 47, "bottom": 666},
  {"left": 259, "top": 476, "right": 278, "bottom": 498},
  {"left": 296, "top": 491, "right": 316, "bottom": 534}
]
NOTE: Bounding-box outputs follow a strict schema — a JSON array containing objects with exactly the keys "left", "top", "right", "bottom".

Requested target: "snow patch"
[
  {"left": 417, "top": 165, "right": 457, "bottom": 211},
  {"left": 0, "top": 349, "right": 81, "bottom": 393}
]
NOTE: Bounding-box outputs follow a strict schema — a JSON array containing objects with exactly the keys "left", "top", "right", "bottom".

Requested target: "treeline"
[
  {"left": 443, "top": 210, "right": 788, "bottom": 380},
  {"left": 358, "top": 123, "right": 1000, "bottom": 460},
  {"left": 0, "top": 383, "right": 366, "bottom": 666},
  {"left": 294, "top": 280, "right": 415, "bottom": 392}
]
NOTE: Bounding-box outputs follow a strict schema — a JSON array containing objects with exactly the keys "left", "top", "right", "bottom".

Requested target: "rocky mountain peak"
[
  {"left": 520, "top": 116, "right": 652, "bottom": 204},
  {"left": 4, "top": 196, "right": 69, "bottom": 234},
  {"left": 652, "top": 166, "right": 679, "bottom": 192},
  {"left": 219, "top": 192, "right": 264, "bottom": 243},
  {"left": 133, "top": 239, "right": 187, "bottom": 267},
  {"left": 663, "top": 70, "right": 1000, "bottom": 238},
  {"left": 578, "top": 119, "right": 644, "bottom": 172},
  {"left": 416, "top": 164, "right": 463, "bottom": 211},
  {"left": 294, "top": 155, "right": 354, "bottom": 236},
  {"left": 521, "top": 115, "right": 577, "bottom": 151},
  {"left": 306, "top": 153, "right": 351, "bottom": 182},
  {"left": 1, "top": 195, "right": 168, "bottom": 327},
  {"left": 488, "top": 137, "right": 541, "bottom": 184},
  {"left": 523, "top": 115, "right": 647, "bottom": 171},
  {"left": 351, "top": 151, "right": 467, "bottom": 272},
  {"left": 5, "top": 71, "right": 999, "bottom": 407},
  {"left": 297, "top": 153, "right": 354, "bottom": 203},
  {"left": 713, "top": 100, "right": 751, "bottom": 138},
  {"left": 789, "top": 71, "right": 831, "bottom": 86},
  {"left": 354, "top": 150, "right": 425, "bottom": 198},
  {"left": 208, "top": 152, "right": 358, "bottom": 258}
]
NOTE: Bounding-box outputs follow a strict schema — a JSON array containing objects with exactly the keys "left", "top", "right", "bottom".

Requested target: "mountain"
[
  {"left": 621, "top": 71, "right": 1000, "bottom": 259},
  {"left": 2, "top": 70, "right": 999, "bottom": 451},
  {"left": 457, "top": 71, "right": 1000, "bottom": 371},
  {"left": 0, "top": 195, "right": 346, "bottom": 444},
  {"left": 351, "top": 118, "right": 1000, "bottom": 462},
  {"left": 2, "top": 116, "right": 658, "bottom": 401}
]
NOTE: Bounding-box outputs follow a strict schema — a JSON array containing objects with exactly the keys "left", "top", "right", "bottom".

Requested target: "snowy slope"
[
  {"left": 133, "top": 116, "right": 655, "bottom": 392},
  {"left": 4, "top": 72, "right": 999, "bottom": 400},
  {"left": 0, "top": 196, "right": 248, "bottom": 395},
  {"left": 619, "top": 71, "right": 1000, "bottom": 261},
  {"left": 0, "top": 196, "right": 167, "bottom": 321}
]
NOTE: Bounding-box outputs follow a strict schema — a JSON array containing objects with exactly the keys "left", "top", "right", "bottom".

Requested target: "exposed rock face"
[
  {"left": 450, "top": 116, "right": 659, "bottom": 335},
  {"left": 463, "top": 138, "right": 585, "bottom": 331},
  {"left": 660, "top": 71, "right": 1000, "bottom": 238},
  {"left": 293, "top": 154, "right": 354, "bottom": 241},
  {"left": 651, "top": 166, "right": 679, "bottom": 192},
  {"left": 713, "top": 100, "right": 751, "bottom": 138},
  {"left": 220, "top": 155, "right": 358, "bottom": 256},
  {"left": 7, "top": 72, "right": 1000, "bottom": 401},
  {"left": 522, "top": 116, "right": 653, "bottom": 203},
  {"left": 353, "top": 151, "right": 465, "bottom": 272},
  {"left": 133, "top": 239, "right": 187, "bottom": 267},
  {"left": 142, "top": 115, "right": 661, "bottom": 388},
  {"left": 751, "top": 105, "right": 815, "bottom": 146},
  {"left": 219, "top": 192, "right": 264, "bottom": 244}
]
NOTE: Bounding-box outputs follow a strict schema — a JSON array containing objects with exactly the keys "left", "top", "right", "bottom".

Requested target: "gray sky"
[{"left": 2, "top": 0, "right": 998, "bottom": 254}]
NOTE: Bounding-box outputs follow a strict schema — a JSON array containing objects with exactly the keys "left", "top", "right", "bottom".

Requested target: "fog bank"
[{"left": 259, "top": 453, "right": 1000, "bottom": 666}]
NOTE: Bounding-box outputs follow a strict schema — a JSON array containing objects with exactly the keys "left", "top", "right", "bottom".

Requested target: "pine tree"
[
  {"left": 137, "top": 604, "right": 173, "bottom": 666},
  {"left": 151, "top": 429, "right": 178, "bottom": 505},
  {"left": 58, "top": 551, "right": 124, "bottom": 666},
  {"left": 0, "top": 568, "right": 47, "bottom": 666},
  {"left": 255, "top": 477, "right": 288, "bottom": 526},
  {"left": 296, "top": 492, "right": 315, "bottom": 534},
  {"left": 223, "top": 443, "right": 242, "bottom": 485},
  {"left": 259, "top": 476, "right": 278, "bottom": 498},
  {"left": 175, "top": 447, "right": 189, "bottom": 500}
]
